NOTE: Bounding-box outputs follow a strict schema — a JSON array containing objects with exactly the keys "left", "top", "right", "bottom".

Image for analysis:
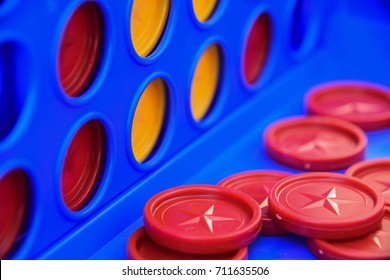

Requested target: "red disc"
[
  {"left": 144, "top": 185, "right": 262, "bottom": 255},
  {"left": 61, "top": 120, "right": 106, "bottom": 212},
  {"left": 218, "top": 170, "right": 291, "bottom": 235},
  {"left": 59, "top": 2, "right": 103, "bottom": 97},
  {"left": 243, "top": 12, "right": 272, "bottom": 85},
  {"left": 264, "top": 116, "right": 367, "bottom": 170},
  {"left": 306, "top": 81, "right": 390, "bottom": 131},
  {"left": 127, "top": 227, "right": 248, "bottom": 260},
  {"left": 346, "top": 159, "right": 390, "bottom": 207},
  {"left": 0, "top": 170, "right": 29, "bottom": 259},
  {"left": 268, "top": 172, "right": 385, "bottom": 240},
  {"left": 307, "top": 208, "right": 390, "bottom": 259}
]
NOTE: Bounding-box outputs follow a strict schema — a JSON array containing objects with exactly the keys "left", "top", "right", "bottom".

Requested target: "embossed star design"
[
  {"left": 332, "top": 101, "right": 382, "bottom": 115},
  {"left": 259, "top": 197, "right": 268, "bottom": 209},
  {"left": 369, "top": 230, "right": 390, "bottom": 249},
  {"left": 300, "top": 187, "right": 359, "bottom": 216},
  {"left": 177, "top": 205, "right": 236, "bottom": 233},
  {"left": 295, "top": 138, "right": 332, "bottom": 155},
  {"left": 371, "top": 175, "right": 390, "bottom": 195},
  {"left": 248, "top": 183, "right": 271, "bottom": 209}
]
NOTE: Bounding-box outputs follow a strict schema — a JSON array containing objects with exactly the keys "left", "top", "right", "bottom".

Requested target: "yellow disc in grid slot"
[
  {"left": 130, "top": 0, "right": 170, "bottom": 57},
  {"left": 190, "top": 44, "right": 221, "bottom": 121},
  {"left": 132, "top": 78, "right": 167, "bottom": 163},
  {"left": 192, "top": 0, "right": 219, "bottom": 22}
]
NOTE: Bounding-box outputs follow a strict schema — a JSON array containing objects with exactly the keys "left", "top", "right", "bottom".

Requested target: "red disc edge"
[
  {"left": 264, "top": 116, "right": 367, "bottom": 170},
  {"left": 268, "top": 172, "right": 385, "bottom": 239},
  {"left": 306, "top": 81, "right": 390, "bottom": 131},
  {"left": 307, "top": 208, "right": 390, "bottom": 260},
  {"left": 127, "top": 227, "right": 248, "bottom": 260},
  {"left": 143, "top": 185, "right": 262, "bottom": 254}
]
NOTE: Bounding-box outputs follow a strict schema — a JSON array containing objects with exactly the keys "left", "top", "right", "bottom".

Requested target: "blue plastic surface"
[{"left": 0, "top": 0, "right": 389, "bottom": 259}]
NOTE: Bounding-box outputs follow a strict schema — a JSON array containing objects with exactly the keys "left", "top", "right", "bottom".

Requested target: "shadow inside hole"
[
  {"left": 0, "top": 42, "right": 28, "bottom": 141},
  {"left": 291, "top": 0, "right": 315, "bottom": 50}
]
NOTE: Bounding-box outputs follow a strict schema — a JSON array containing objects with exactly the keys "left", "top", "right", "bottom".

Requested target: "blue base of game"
[{"left": 1, "top": 0, "right": 390, "bottom": 259}]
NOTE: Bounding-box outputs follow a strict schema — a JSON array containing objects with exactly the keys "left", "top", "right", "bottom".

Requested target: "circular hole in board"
[{"left": 58, "top": 2, "right": 104, "bottom": 97}]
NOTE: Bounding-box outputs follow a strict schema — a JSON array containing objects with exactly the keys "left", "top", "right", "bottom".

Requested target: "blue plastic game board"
[{"left": 1, "top": 0, "right": 389, "bottom": 259}]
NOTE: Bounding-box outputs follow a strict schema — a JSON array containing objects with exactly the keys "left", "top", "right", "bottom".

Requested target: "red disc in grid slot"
[
  {"left": 346, "top": 159, "right": 390, "bottom": 207},
  {"left": 264, "top": 116, "right": 367, "bottom": 170},
  {"left": 218, "top": 170, "right": 291, "bottom": 235},
  {"left": 59, "top": 2, "right": 103, "bottom": 97},
  {"left": 144, "top": 185, "right": 262, "bottom": 255},
  {"left": 244, "top": 12, "right": 272, "bottom": 85},
  {"left": 127, "top": 227, "right": 248, "bottom": 260},
  {"left": 61, "top": 120, "right": 106, "bottom": 212},
  {"left": 307, "top": 208, "right": 390, "bottom": 259},
  {"left": 0, "top": 170, "right": 29, "bottom": 259},
  {"left": 306, "top": 81, "right": 390, "bottom": 131},
  {"left": 268, "top": 172, "right": 385, "bottom": 240}
]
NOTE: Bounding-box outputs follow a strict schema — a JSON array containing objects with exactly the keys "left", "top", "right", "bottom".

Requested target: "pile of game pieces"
[
  {"left": 127, "top": 80, "right": 390, "bottom": 260},
  {"left": 127, "top": 185, "right": 261, "bottom": 260}
]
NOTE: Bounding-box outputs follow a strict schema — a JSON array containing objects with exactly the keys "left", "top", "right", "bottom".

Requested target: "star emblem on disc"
[
  {"left": 268, "top": 173, "right": 385, "bottom": 240},
  {"left": 143, "top": 185, "right": 262, "bottom": 254},
  {"left": 306, "top": 81, "right": 390, "bottom": 131},
  {"left": 347, "top": 159, "right": 390, "bottom": 206},
  {"left": 264, "top": 116, "right": 367, "bottom": 170},
  {"left": 307, "top": 209, "right": 390, "bottom": 259},
  {"left": 218, "top": 170, "right": 291, "bottom": 235}
]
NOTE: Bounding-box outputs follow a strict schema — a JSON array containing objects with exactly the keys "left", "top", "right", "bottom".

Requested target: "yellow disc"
[
  {"left": 132, "top": 78, "right": 166, "bottom": 163},
  {"left": 192, "top": 0, "right": 219, "bottom": 22},
  {"left": 190, "top": 44, "right": 221, "bottom": 121},
  {"left": 130, "top": 0, "right": 170, "bottom": 57}
]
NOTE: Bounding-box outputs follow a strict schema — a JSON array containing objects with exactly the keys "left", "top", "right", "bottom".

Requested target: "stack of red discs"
[
  {"left": 127, "top": 79, "right": 390, "bottom": 260},
  {"left": 261, "top": 80, "right": 390, "bottom": 258},
  {"left": 303, "top": 158, "right": 390, "bottom": 260},
  {"left": 218, "top": 170, "right": 291, "bottom": 236},
  {"left": 307, "top": 208, "right": 390, "bottom": 260},
  {"left": 127, "top": 185, "right": 262, "bottom": 260},
  {"left": 266, "top": 172, "right": 389, "bottom": 259},
  {"left": 216, "top": 169, "right": 389, "bottom": 259}
]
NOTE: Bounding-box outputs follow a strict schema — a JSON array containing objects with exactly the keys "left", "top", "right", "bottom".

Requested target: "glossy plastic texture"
[
  {"left": 144, "top": 185, "right": 262, "bottom": 254},
  {"left": 1, "top": 0, "right": 389, "bottom": 260},
  {"left": 346, "top": 159, "right": 390, "bottom": 206},
  {"left": 218, "top": 170, "right": 291, "bottom": 235},
  {"left": 268, "top": 172, "right": 385, "bottom": 239},
  {"left": 307, "top": 208, "right": 390, "bottom": 259},
  {"left": 128, "top": 227, "right": 248, "bottom": 260},
  {"left": 306, "top": 81, "right": 390, "bottom": 130},
  {"left": 264, "top": 116, "right": 367, "bottom": 170}
]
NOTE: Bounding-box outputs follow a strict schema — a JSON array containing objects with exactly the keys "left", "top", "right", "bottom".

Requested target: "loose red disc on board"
[
  {"left": 346, "top": 159, "right": 390, "bottom": 207},
  {"left": 127, "top": 227, "right": 248, "bottom": 260},
  {"left": 59, "top": 2, "right": 103, "bottom": 97},
  {"left": 0, "top": 170, "right": 29, "bottom": 259},
  {"left": 264, "top": 116, "right": 367, "bottom": 170},
  {"left": 143, "top": 185, "right": 262, "bottom": 255},
  {"left": 218, "top": 170, "right": 291, "bottom": 235},
  {"left": 306, "top": 81, "right": 390, "bottom": 131},
  {"left": 307, "top": 208, "right": 390, "bottom": 259},
  {"left": 61, "top": 120, "right": 106, "bottom": 212},
  {"left": 268, "top": 172, "right": 385, "bottom": 240}
]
